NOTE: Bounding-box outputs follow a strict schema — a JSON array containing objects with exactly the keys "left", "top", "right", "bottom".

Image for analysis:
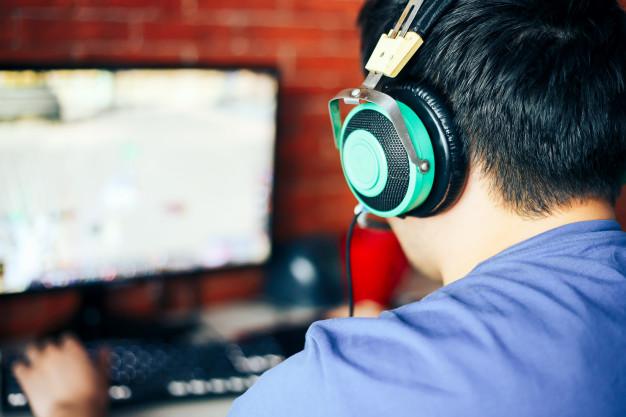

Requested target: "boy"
[{"left": 15, "top": 1, "right": 626, "bottom": 416}]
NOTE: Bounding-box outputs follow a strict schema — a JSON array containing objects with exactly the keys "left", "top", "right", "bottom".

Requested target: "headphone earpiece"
[
  {"left": 339, "top": 99, "right": 435, "bottom": 218},
  {"left": 329, "top": 0, "right": 465, "bottom": 219},
  {"left": 338, "top": 83, "right": 466, "bottom": 218},
  {"left": 385, "top": 83, "right": 467, "bottom": 217}
]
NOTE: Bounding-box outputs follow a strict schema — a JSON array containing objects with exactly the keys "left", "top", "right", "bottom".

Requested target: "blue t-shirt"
[{"left": 229, "top": 220, "right": 626, "bottom": 417}]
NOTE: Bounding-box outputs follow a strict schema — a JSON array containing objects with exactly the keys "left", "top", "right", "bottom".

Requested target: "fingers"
[
  {"left": 12, "top": 357, "right": 37, "bottom": 395},
  {"left": 25, "top": 343, "right": 43, "bottom": 365},
  {"left": 27, "top": 339, "right": 65, "bottom": 366},
  {"left": 11, "top": 360, "right": 31, "bottom": 381},
  {"left": 11, "top": 335, "right": 109, "bottom": 417},
  {"left": 18, "top": 334, "right": 83, "bottom": 374}
]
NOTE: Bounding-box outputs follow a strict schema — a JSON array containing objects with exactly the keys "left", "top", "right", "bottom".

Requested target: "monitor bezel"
[{"left": 0, "top": 62, "right": 281, "bottom": 299}]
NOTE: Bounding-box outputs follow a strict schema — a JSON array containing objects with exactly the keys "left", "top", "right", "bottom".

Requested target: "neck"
[
  {"left": 436, "top": 172, "right": 615, "bottom": 285},
  {"left": 390, "top": 169, "right": 616, "bottom": 287}
]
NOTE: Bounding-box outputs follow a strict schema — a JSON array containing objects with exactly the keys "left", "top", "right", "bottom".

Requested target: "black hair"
[{"left": 358, "top": 0, "right": 626, "bottom": 216}]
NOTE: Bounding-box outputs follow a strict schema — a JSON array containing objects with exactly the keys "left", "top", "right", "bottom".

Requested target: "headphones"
[{"left": 328, "top": 0, "right": 466, "bottom": 219}]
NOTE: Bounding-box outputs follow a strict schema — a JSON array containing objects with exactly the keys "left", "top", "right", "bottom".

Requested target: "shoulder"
[
  {"left": 229, "top": 294, "right": 502, "bottom": 417},
  {"left": 229, "top": 262, "right": 626, "bottom": 417}
]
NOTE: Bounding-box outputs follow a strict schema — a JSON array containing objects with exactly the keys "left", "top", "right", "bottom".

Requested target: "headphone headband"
[
  {"left": 328, "top": 0, "right": 442, "bottom": 175},
  {"left": 411, "top": 0, "right": 457, "bottom": 37},
  {"left": 328, "top": 0, "right": 467, "bottom": 220}
]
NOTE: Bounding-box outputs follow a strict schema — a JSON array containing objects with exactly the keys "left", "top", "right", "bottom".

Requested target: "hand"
[{"left": 12, "top": 335, "right": 109, "bottom": 417}]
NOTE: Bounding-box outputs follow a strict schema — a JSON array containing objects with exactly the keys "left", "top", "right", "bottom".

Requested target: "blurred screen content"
[{"left": 0, "top": 68, "right": 277, "bottom": 294}]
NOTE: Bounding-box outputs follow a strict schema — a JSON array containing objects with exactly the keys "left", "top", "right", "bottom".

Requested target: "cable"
[{"left": 345, "top": 207, "right": 363, "bottom": 317}]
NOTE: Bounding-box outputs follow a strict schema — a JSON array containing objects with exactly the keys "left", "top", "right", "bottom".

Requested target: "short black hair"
[{"left": 358, "top": 0, "right": 626, "bottom": 216}]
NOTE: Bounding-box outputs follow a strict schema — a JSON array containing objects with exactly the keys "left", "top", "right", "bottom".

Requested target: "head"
[{"left": 358, "top": 0, "right": 626, "bottom": 280}]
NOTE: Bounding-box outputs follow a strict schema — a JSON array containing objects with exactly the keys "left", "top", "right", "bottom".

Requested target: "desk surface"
[{"left": 115, "top": 399, "right": 235, "bottom": 417}]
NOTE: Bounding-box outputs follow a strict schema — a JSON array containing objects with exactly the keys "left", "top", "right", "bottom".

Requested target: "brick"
[
  {"left": 185, "top": 9, "right": 354, "bottom": 31},
  {"left": 143, "top": 21, "right": 212, "bottom": 41},
  {"left": 162, "top": 24, "right": 359, "bottom": 57},
  {"left": 0, "top": 0, "right": 73, "bottom": 8},
  {"left": 72, "top": 40, "right": 197, "bottom": 63},
  {"left": 0, "top": 48, "right": 71, "bottom": 63},
  {"left": 280, "top": 113, "right": 333, "bottom": 137},
  {"left": 278, "top": 142, "right": 331, "bottom": 172},
  {"left": 274, "top": 185, "right": 354, "bottom": 238},
  {"left": 244, "top": 25, "right": 356, "bottom": 43},
  {"left": 75, "top": 0, "right": 180, "bottom": 8},
  {"left": 0, "top": 18, "right": 16, "bottom": 49},
  {"left": 281, "top": 90, "right": 340, "bottom": 110},
  {"left": 196, "top": 0, "right": 280, "bottom": 11},
  {"left": 73, "top": 7, "right": 160, "bottom": 22},
  {"left": 295, "top": 56, "right": 361, "bottom": 79},
  {"left": 292, "top": 0, "right": 363, "bottom": 14},
  {"left": 19, "top": 18, "right": 130, "bottom": 45},
  {"left": 282, "top": 67, "right": 362, "bottom": 92}
]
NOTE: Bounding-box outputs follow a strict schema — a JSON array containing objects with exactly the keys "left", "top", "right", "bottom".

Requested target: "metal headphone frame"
[{"left": 328, "top": 0, "right": 431, "bottom": 174}]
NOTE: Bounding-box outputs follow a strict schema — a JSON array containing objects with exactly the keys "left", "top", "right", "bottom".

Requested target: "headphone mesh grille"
[{"left": 344, "top": 109, "right": 410, "bottom": 212}]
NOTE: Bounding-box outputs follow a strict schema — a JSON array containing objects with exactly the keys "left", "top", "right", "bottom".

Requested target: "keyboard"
[{"left": 1, "top": 328, "right": 304, "bottom": 411}]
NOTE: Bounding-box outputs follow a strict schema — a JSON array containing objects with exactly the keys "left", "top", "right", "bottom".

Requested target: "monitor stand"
[{"left": 56, "top": 281, "right": 201, "bottom": 342}]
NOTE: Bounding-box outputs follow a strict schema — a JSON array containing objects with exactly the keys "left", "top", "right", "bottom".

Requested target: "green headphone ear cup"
[
  {"left": 384, "top": 83, "right": 467, "bottom": 217},
  {"left": 342, "top": 129, "right": 389, "bottom": 197},
  {"left": 339, "top": 101, "right": 435, "bottom": 218}
]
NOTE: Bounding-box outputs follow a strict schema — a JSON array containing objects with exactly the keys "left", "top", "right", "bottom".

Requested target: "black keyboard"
[{"left": 1, "top": 332, "right": 295, "bottom": 411}]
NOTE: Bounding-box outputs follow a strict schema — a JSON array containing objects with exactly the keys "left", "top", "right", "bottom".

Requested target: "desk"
[
  {"left": 115, "top": 399, "right": 234, "bottom": 417},
  {"left": 4, "top": 301, "right": 319, "bottom": 417}
]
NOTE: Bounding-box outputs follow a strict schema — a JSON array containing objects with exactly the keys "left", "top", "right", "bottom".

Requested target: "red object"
[{"left": 342, "top": 227, "right": 409, "bottom": 307}]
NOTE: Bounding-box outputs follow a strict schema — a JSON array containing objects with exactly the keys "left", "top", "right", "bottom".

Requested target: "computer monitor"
[{"left": 0, "top": 66, "right": 278, "bottom": 296}]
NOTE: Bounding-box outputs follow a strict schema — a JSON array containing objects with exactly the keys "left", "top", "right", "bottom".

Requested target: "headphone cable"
[{"left": 346, "top": 207, "right": 363, "bottom": 317}]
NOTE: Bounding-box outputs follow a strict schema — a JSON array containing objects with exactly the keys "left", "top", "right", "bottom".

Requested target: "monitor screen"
[{"left": 0, "top": 67, "right": 278, "bottom": 295}]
